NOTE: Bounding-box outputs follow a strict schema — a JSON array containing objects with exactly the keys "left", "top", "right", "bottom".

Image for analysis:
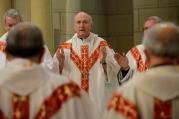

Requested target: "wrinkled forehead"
[
  {"left": 74, "top": 13, "right": 90, "bottom": 22},
  {"left": 5, "top": 16, "right": 21, "bottom": 24}
]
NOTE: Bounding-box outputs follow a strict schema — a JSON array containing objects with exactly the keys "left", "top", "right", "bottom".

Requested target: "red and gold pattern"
[
  {"left": 130, "top": 47, "right": 149, "bottom": 72},
  {"left": 81, "top": 45, "right": 89, "bottom": 92},
  {"left": 12, "top": 94, "right": 29, "bottom": 119},
  {"left": 0, "top": 41, "right": 6, "bottom": 52},
  {"left": 35, "top": 81, "right": 80, "bottom": 119},
  {"left": 59, "top": 41, "right": 108, "bottom": 93},
  {"left": 108, "top": 93, "right": 137, "bottom": 119},
  {"left": 154, "top": 98, "right": 172, "bottom": 119}
]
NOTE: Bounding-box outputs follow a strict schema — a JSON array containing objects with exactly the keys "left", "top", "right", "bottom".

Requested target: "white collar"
[
  {"left": 1, "top": 58, "right": 50, "bottom": 95},
  {"left": 135, "top": 65, "right": 179, "bottom": 101},
  {"left": 74, "top": 32, "right": 98, "bottom": 44},
  {"left": 0, "top": 32, "right": 8, "bottom": 42}
]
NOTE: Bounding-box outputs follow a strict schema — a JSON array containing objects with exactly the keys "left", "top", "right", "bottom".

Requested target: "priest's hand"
[
  {"left": 56, "top": 48, "right": 65, "bottom": 73},
  {"left": 114, "top": 52, "right": 129, "bottom": 70},
  {"left": 99, "top": 46, "right": 107, "bottom": 64}
]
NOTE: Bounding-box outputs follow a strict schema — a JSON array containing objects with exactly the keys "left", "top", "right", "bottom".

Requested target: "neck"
[
  {"left": 77, "top": 34, "right": 90, "bottom": 40},
  {"left": 150, "top": 56, "right": 176, "bottom": 68}
]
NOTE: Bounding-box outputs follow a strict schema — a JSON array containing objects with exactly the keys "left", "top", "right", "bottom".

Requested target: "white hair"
[
  {"left": 143, "top": 22, "right": 179, "bottom": 58},
  {"left": 145, "top": 16, "right": 162, "bottom": 23},
  {"left": 3, "top": 9, "right": 23, "bottom": 23},
  {"left": 74, "top": 11, "right": 93, "bottom": 24}
]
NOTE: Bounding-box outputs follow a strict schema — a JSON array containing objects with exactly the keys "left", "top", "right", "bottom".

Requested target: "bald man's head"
[
  {"left": 143, "top": 22, "right": 179, "bottom": 58},
  {"left": 74, "top": 11, "right": 93, "bottom": 39},
  {"left": 6, "top": 22, "right": 44, "bottom": 58}
]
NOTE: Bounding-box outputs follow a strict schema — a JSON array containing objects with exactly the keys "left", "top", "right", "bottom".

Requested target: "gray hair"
[
  {"left": 145, "top": 16, "right": 162, "bottom": 23},
  {"left": 3, "top": 9, "right": 23, "bottom": 23},
  {"left": 143, "top": 22, "right": 179, "bottom": 58},
  {"left": 74, "top": 11, "right": 93, "bottom": 24}
]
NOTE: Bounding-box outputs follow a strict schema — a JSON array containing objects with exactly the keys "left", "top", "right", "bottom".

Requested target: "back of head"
[
  {"left": 6, "top": 22, "right": 44, "bottom": 58},
  {"left": 143, "top": 22, "right": 179, "bottom": 59}
]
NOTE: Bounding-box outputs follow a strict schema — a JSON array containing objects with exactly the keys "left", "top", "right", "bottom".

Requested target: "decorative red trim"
[
  {"left": 108, "top": 93, "right": 137, "bottom": 119},
  {"left": 88, "top": 41, "right": 108, "bottom": 70},
  {"left": 130, "top": 47, "right": 148, "bottom": 72},
  {"left": 100, "top": 41, "right": 108, "bottom": 47},
  {"left": 0, "top": 41, "right": 6, "bottom": 52},
  {"left": 60, "top": 40, "right": 108, "bottom": 93},
  {"left": 35, "top": 81, "right": 80, "bottom": 119},
  {"left": 71, "top": 48, "right": 81, "bottom": 70},
  {"left": 12, "top": 94, "right": 29, "bottom": 119},
  {"left": 81, "top": 45, "right": 89, "bottom": 92},
  {"left": 154, "top": 98, "right": 172, "bottom": 119}
]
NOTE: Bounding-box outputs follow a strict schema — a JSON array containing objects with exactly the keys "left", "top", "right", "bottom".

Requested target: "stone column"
[
  {"left": 30, "top": 0, "right": 54, "bottom": 53},
  {"left": 0, "top": 0, "right": 12, "bottom": 34},
  {"left": 13, "top": 0, "right": 54, "bottom": 53}
]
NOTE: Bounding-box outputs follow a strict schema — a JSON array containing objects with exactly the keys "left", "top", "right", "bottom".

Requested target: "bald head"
[
  {"left": 6, "top": 22, "right": 44, "bottom": 58},
  {"left": 74, "top": 12, "right": 93, "bottom": 24},
  {"left": 74, "top": 11, "right": 93, "bottom": 39},
  {"left": 143, "top": 22, "right": 179, "bottom": 58}
]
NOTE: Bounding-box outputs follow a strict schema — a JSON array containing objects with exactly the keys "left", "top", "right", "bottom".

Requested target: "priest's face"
[
  {"left": 74, "top": 12, "right": 93, "bottom": 39},
  {"left": 3, "top": 16, "right": 21, "bottom": 32},
  {"left": 143, "top": 19, "right": 158, "bottom": 36}
]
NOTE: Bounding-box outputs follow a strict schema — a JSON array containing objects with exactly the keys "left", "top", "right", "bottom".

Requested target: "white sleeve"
[
  {"left": 52, "top": 48, "right": 71, "bottom": 76},
  {"left": 105, "top": 47, "right": 121, "bottom": 83},
  {"left": 41, "top": 45, "right": 57, "bottom": 72},
  {"left": 118, "top": 68, "right": 134, "bottom": 84}
]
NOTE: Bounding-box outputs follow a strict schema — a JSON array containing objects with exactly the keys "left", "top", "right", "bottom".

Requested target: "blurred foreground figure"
[
  {"left": 104, "top": 22, "right": 179, "bottom": 119},
  {"left": 116, "top": 16, "right": 162, "bottom": 84},
  {"left": 0, "top": 9, "right": 54, "bottom": 71},
  {"left": 0, "top": 23, "right": 98, "bottom": 119}
]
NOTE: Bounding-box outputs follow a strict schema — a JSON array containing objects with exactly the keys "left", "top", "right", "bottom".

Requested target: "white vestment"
[
  {"left": 0, "top": 58, "right": 99, "bottom": 119},
  {"left": 53, "top": 33, "right": 121, "bottom": 113},
  {"left": 119, "top": 44, "right": 148, "bottom": 83},
  {"left": 104, "top": 65, "right": 179, "bottom": 119},
  {"left": 0, "top": 32, "right": 55, "bottom": 71},
  {"left": 0, "top": 32, "right": 8, "bottom": 42}
]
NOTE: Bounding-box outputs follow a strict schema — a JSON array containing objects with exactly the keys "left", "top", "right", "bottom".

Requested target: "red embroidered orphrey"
[
  {"left": 0, "top": 41, "right": 6, "bottom": 52},
  {"left": 154, "top": 98, "right": 172, "bottom": 119},
  {"left": 108, "top": 93, "right": 137, "bottom": 119},
  {"left": 130, "top": 47, "right": 148, "bottom": 72},
  {"left": 60, "top": 41, "right": 108, "bottom": 93},
  {"left": 12, "top": 94, "right": 30, "bottom": 119},
  {"left": 35, "top": 81, "right": 80, "bottom": 119},
  {"left": 0, "top": 81, "right": 80, "bottom": 119}
]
